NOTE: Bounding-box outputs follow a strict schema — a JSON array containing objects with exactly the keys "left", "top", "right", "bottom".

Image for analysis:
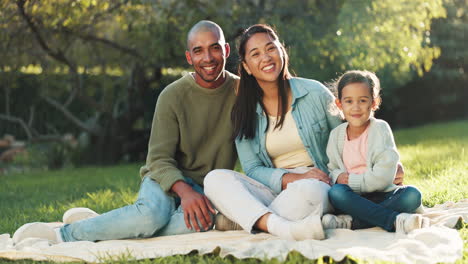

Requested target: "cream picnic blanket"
[{"left": 0, "top": 199, "right": 466, "bottom": 264}]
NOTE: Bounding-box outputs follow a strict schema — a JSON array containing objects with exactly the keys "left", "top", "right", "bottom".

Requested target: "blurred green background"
[{"left": 0, "top": 0, "right": 466, "bottom": 168}]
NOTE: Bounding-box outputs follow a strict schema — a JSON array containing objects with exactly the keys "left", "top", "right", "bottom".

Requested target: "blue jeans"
[
  {"left": 328, "top": 184, "right": 422, "bottom": 232},
  {"left": 60, "top": 176, "right": 213, "bottom": 242}
]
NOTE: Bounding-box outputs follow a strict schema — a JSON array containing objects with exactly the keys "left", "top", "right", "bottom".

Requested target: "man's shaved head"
[
  {"left": 185, "top": 20, "right": 230, "bottom": 89},
  {"left": 187, "top": 20, "right": 225, "bottom": 50}
]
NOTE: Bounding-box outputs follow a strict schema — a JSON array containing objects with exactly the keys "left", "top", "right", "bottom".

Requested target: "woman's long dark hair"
[{"left": 231, "top": 24, "right": 292, "bottom": 140}]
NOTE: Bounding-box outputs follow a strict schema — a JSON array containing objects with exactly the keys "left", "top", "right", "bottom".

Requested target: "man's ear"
[
  {"left": 242, "top": 61, "right": 252, "bottom": 75},
  {"left": 335, "top": 98, "right": 342, "bottom": 110},
  {"left": 185, "top": 51, "right": 193, "bottom": 65},
  {"left": 224, "top": 43, "right": 230, "bottom": 58}
]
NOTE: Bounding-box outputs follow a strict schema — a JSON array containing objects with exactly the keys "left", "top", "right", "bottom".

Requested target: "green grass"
[
  {"left": 0, "top": 120, "right": 467, "bottom": 264},
  {"left": 396, "top": 120, "right": 468, "bottom": 207}
]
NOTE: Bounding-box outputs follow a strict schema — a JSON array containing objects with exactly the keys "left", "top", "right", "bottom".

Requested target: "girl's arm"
[
  {"left": 347, "top": 121, "right": 399, "bottom": 194},
  {"left": 326, "top": 127, "right": 347, "bottom": 184},
  {"left": 235, "top": 137, "right": 288, "bottom": 194}
]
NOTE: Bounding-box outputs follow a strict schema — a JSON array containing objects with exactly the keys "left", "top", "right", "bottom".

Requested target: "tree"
[
  {"left": 0, "top": 0, "right": 191, "bottom": 164},
  {"left": 391, "top": 0, "right": 468, "bottom": 126},
  {"left": 0, "top": 0, "right": 447, "bottom": 165}
]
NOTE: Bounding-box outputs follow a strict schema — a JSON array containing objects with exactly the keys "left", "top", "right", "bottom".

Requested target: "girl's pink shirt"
[{"left": 343, "top": 127, "right": 369, "bottom": 174}]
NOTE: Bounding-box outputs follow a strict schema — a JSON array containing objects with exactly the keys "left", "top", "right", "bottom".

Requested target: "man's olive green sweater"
[{"left": 139, "top": 71, "right": 238, "bottom": 192}]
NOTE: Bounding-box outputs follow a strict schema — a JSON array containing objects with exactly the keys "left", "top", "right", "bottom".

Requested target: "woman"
[{"left": 204, "top": 24, "right": 342, "bottom": 241}]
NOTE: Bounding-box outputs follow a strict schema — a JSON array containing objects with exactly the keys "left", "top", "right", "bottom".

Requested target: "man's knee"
[{"left": 133, "top": 198, "right": 172, "bottom": 236}]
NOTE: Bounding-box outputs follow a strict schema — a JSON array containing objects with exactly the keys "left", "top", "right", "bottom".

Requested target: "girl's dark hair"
[
  {"left": 335, "top": 70, "right": 382, "bottom": 110},
  {"left": 231, "top": 24, "right": 292, "bottom": 140}
]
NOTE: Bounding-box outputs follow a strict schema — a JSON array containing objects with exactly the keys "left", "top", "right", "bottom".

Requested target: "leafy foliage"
[
  {"left": 0, "top": 0, "right": 451, "bottom": 164},
  {"left": 387, "top": 0, "right": 468, "bottom": 126},
  {"left": 335, "top": 0, "right": 444, "bottom": 79}
]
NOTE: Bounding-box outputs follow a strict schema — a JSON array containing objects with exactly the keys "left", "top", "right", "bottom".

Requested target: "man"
[{"left": 13, "top": 20, "right": 239, "bottom": 243}]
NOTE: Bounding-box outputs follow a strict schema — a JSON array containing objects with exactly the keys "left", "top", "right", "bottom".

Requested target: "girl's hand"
[
  {"left": 393, "top": 162, "right": 404, "bottom": 185},
  {"left": 281, "top": 168, "right": 330, "bottom": 190},
  {"left": 336, "top": 172, "right": 349, "bottom": 184}
]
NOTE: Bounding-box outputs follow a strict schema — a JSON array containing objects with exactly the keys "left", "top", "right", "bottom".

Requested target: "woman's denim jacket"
[{"left": 235, "top": 77, "right": 342, "bottom": 194}]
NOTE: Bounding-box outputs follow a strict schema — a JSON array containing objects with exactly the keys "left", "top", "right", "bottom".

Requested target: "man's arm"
[
  {"left": 142, "top": 88, "right": 214, "bottom": 231},
  {"left": 141, "top": 89, "right": 185, "bottom": 190}
]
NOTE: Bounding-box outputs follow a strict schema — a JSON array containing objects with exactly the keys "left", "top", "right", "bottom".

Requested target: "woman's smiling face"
[{"left": 242, "top": 32, "right": 284, "bottom": 88}]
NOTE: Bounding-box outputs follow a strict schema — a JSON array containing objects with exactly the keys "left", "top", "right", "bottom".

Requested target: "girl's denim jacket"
[{"left": 235, "top": 77, "right": 342, "bottom": 194}]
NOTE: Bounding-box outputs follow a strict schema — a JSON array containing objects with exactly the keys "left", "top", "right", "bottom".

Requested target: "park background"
[
  {"left": 0, "top": 1, "right": 467, "bottom": 264},
  {"left": 0, "top": 0, "right": 466, "bottom": 170}
]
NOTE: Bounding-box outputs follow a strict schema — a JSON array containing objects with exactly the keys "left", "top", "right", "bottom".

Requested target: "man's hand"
[
  {"left": 336, "top": 172, "right": 349, "bottom": 184},
  {"left": 282, "top": 167, "right": 330, "bottom": 190},
  {"left": 393, "top": 162, "right": 405, "bottom": 185},
  {"left": 171, "top": 181, "right": 216, "bottom": 232}
]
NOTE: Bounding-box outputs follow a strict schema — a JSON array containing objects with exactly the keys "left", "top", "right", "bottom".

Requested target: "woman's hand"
[
  {"left": 281, "top": 168, "right": 330, "bottom": 190},
  {"left": 336, "top": 172, "right": 349, "bottom": 184}
]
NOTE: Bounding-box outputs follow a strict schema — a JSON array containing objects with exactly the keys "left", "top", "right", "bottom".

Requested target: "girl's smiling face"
[{"left": 336, "top": 82, "right": 377, "bottom": 129}]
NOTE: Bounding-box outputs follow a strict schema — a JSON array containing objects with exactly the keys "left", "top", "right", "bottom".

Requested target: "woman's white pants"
[{"left": 204, "top": 168, "right": 332, "bottom": 233}]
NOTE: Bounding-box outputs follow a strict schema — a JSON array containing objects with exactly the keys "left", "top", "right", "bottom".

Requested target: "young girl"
[{"left": 322, "top": 70, "right": 429, "bottom": 234}]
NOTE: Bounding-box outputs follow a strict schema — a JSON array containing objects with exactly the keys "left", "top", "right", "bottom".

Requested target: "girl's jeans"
[
  {"left": 60, "top": 176, "right": 211, "bottom": 242},
  {"left": 203, "top": 168, "right": 333, "bottom": 233},
  {"left": 328, "top": 184, "right": 422, "bottom": 232}
]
